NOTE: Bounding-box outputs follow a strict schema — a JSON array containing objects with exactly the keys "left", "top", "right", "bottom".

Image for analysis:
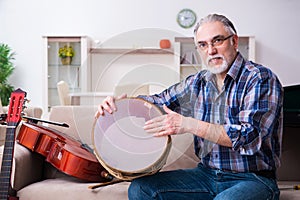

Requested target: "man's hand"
[
  {"left": 94, "top": 94, "right": 127, "bottom": 118},
  {"left": 143, "top": 105, "right": 232, "bottom": 147},
  {"left": 143, "top": 105, "right": 196, "bottom": 137}
]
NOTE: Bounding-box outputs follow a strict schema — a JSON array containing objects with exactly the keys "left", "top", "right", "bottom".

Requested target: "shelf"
[
  {"left": 175, "top": 37, "right": 194, "bottom": 43},
  {"left": 48, "top": 87, "right": 80, "bottom": 90},
  {"left": 45, "top": 36, "right": 82, "bottom": 42},
  {"left": 48, "top": 64, "right": 81, "bottom": 67},
  {"left": 180, "top": 64, "right": 202, "bottom": 68},
  {"left": 89, "top": 48, "right": 174, "bottom": 54}
]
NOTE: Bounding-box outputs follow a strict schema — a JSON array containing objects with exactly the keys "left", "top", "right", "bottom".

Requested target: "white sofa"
[{"left": 0, "top": 105, "right": 299, "bottom": 199}]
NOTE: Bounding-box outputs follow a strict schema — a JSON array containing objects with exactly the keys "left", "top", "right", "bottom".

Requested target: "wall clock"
[{"left": 177, "top": 9, "right": 197, "bottom": 29}]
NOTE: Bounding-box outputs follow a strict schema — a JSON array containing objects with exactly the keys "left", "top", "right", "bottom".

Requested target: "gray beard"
[{"left": 203, "top": 55, "right": 229, "bottom": 74}]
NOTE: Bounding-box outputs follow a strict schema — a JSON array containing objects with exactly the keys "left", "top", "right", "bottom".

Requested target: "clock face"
[{"left": 177, "top": 9, "right": 197, "bottom": 29}]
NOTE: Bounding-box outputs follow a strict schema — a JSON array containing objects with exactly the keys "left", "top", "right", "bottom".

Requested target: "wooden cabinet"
[
  {"left": 175, "top": 36, "right": 255, "bottom": 80},
  {"left": 43, "top": 36, "right": 90, "bottom": 111}
]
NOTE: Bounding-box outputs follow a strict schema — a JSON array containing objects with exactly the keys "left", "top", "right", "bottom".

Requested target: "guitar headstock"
[{"left": 6, "top": 88, "right": 27, "bottom": 124}]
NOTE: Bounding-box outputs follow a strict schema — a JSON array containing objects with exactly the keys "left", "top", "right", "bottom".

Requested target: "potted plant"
[
  {"left": 58, "top": 45, "right": 74, "bottom": 65},
  {"left": 0, "top": 43, "right": 15, "bottom": 106}
]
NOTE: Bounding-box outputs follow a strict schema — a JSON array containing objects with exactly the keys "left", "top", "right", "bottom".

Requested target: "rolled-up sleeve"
[{"left": 224, "top": 70, "right": 283, "bottom": 156}]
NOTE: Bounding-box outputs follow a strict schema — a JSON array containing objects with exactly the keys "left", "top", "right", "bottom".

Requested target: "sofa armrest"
[
  {"left": 0, "top": 106, "right": 43, "bottom": 146},
  {"left": 0, "top": 143, "right": 44, "bottom": 191}
]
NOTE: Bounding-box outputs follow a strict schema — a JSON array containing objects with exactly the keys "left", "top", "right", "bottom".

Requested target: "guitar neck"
[
  {"left": 0, "top": 88, "right": 25, "bottom": 200},
  {"left": 0, "top": 122, "right": 18, "bottom": 200}
]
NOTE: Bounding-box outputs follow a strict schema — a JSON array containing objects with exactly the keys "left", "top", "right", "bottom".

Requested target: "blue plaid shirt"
[{"left": 139, "top": 52, "right": 283, "bottom": 173}]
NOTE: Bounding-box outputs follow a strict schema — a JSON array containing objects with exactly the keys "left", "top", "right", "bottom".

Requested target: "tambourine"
[{"left": 92, "top": 98, "right": 171, "bottom": 181}]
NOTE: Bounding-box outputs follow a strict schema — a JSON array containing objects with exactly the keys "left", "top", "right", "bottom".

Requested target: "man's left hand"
[{"left": 143, "top": 105, "right": 191, "bottom": 137}]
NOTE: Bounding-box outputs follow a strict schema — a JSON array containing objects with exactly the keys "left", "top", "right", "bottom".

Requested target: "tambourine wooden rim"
[{"left": 92, "top": 97, "right": 172, "bottom": 180}]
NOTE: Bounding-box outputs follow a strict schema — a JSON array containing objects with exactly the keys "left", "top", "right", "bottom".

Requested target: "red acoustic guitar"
[
  {"left": 16, "top": 119, "right": 112, "bottom": 183},
  {"left": 0, "top": 88, "right": 26, "bottom": 200}
]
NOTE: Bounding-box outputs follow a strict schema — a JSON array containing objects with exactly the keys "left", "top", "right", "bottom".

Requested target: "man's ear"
[{"left": 233, "top": 34, "right": 239, "bottom": 49}]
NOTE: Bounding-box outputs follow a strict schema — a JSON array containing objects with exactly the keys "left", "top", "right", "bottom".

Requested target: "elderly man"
[{"left": 96, "top": 14, "right": 283, "bottom": 200}]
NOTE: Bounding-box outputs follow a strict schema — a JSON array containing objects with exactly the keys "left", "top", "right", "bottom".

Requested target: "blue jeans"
[{"left": 128, "top": 163, "right": 280, "bottom": 200}]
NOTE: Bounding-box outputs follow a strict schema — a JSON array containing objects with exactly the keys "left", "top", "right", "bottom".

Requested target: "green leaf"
[{"left": 0, "top": 43, "right": 15, "bottom": 106}]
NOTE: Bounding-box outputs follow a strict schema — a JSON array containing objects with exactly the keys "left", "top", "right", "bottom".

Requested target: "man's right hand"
[{"left": 94, "top": 94, "right": 127, "bottom": 118}]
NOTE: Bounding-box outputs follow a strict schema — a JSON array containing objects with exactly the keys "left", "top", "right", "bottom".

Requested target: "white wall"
[{"left": 1, "top": 0, "right": 299, "bottom": 108}]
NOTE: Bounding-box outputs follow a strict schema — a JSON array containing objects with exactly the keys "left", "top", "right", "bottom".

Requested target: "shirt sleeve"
[
  {"left": 224, "top": 69, "right": 283, "bottom": 155},
  {"left": 137, "top": 74, "right": 196, "bottom": 116}
]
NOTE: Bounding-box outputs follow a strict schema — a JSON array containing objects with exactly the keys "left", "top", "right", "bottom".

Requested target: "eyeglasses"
[{"left": 196, "top": 34, "right": 234, "bottom": 51}]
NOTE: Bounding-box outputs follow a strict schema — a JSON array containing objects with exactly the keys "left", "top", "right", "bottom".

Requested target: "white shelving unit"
[
  {"left": 89, "top": 45, "right": 181, "bottom": 96},
  {"left": 42, "top": 35, "right": 255, "bottom": 109}
]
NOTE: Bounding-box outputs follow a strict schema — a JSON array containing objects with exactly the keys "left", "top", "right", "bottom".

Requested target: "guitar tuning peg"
[
  {"left": 25, "top": 98, "right": 31, "bottom": 103},
  {"left": 21, "top": 111, "right": 26, "bottom": 116}
]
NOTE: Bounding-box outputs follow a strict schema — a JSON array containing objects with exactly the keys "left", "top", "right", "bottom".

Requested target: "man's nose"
[{"left": 207, "top": 44, "right": 217, "bottom": 55}]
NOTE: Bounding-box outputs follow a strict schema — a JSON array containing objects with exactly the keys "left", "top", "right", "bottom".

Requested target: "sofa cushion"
[
  {"left": 17, "top": 178, "right": 300, "bottom": 200},
  {"left": 0, "top": 143, "right": 44, "bottom": 191},
  {"left": 162, "top": 133, "right": 199, "bottom": 171},
  {"left": 18, "top": 177, "right": 130, "bottom": 200},
  {"left": 48, "top": 106, "right": 97, "bottom": 146}
]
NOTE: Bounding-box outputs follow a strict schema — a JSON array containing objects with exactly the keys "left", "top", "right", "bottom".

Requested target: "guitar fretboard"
[
  {"left": 0, "top": 88, "right": 25, "bottom": 200},
  {"left": 0, "top": 123, "right": 17, "bottom": 199}
]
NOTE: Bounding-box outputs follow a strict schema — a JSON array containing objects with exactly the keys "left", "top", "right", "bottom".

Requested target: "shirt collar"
[{"left": 226, "top": 52, "right": 245, "bottom": 81}]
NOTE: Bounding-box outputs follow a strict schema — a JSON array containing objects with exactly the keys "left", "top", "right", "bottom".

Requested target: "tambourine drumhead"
[{"left": 92, "top": 98, "right": 171, "bottom": 180}]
